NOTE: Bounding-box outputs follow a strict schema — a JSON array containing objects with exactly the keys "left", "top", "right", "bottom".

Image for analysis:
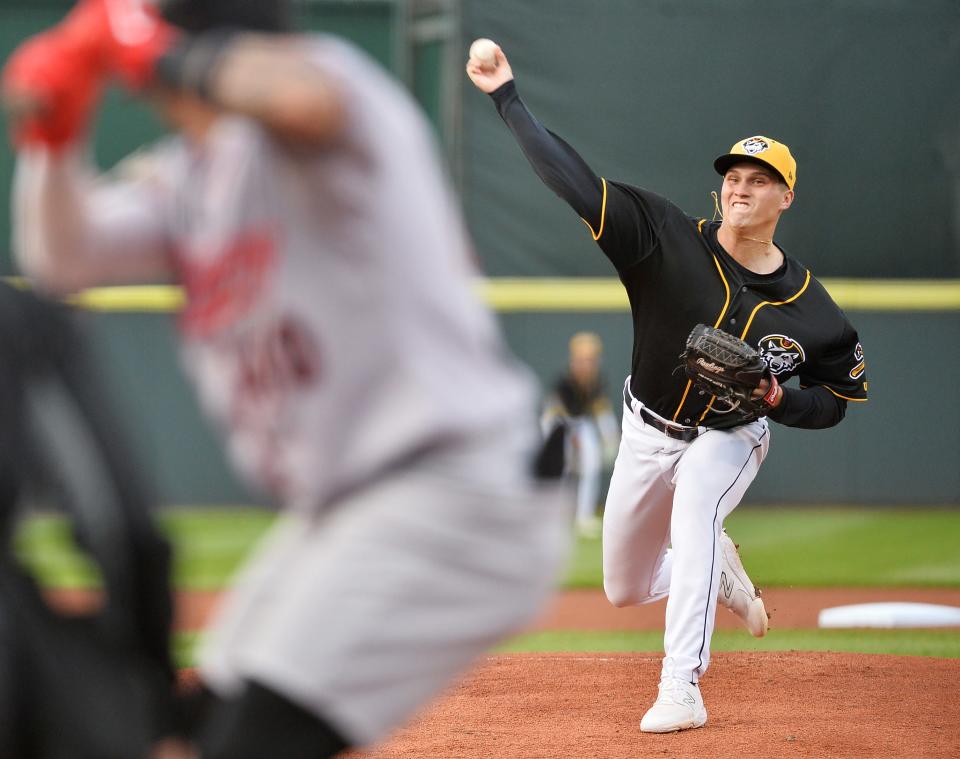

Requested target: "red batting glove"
[
  {"left": 2, "top": 30, "right": 103, "bottom": 149},
  {"left": 59, "top": 0, "right": 178, "bottom": 90}
]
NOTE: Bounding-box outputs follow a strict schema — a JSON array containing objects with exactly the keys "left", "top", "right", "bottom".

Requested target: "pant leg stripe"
[{"left": 696, "top": 427, "right": 767, "bottom": 674}]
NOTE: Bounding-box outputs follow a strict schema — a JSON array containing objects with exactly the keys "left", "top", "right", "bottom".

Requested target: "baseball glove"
[{"left": 680, "top": 324, "right": 779, "bottom": 422}]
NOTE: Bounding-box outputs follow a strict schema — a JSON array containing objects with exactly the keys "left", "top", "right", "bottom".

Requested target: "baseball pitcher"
[{"left": 468, "top": 43, "right": 868, "bottom": 734}]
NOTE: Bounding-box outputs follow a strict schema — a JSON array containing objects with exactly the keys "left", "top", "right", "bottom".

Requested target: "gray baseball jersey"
[
  {"left": 12, "top": 36, "right": 572, "bottom": 745},
  {"left": 17, "top": 37, "right": 537, "bottom": 510},
  {"left": 168, "top": 38, "right": 537, "bottom": 508}
]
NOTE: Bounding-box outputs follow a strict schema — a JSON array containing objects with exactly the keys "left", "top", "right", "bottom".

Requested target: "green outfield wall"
[
  {"left": 1, "top": 1, "right": 958, "bottom": 504},
  {"left": 461, "top": 0, "right": 960, "bottom": 278},
  {"left": 75, "top": 284, "right": 959, "bottom": 506}
]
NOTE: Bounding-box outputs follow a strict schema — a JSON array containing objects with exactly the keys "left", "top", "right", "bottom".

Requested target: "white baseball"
[{"left": 469, "top": 38, "right": 498, "bottom": 68}]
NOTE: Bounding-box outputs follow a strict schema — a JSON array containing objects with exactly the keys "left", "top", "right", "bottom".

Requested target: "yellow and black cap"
[{"left": 714, "top": 136, "right": 796, "bottom": 190}]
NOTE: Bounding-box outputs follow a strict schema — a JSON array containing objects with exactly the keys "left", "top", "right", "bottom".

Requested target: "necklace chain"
[{"left": 710, "top": 192, "right": 773, "bottom": 245}]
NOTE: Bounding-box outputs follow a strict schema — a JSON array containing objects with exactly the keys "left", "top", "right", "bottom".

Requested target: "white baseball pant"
[
  {"left": 602, "top": 379, "right": 770, "bottom": 683},
  {"left": 569, "top": 417, "right": 603, "bottom": 524}
]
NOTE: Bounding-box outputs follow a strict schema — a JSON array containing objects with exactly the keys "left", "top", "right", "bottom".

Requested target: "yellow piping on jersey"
[
  {"left": 695, "top": 270, "right": 814, "bottom": 423},
  {"left": 673, "top": 248, "right": 731, "bottom": 423},
  {"left": 738, "top": 270, "right": 812, "bottom": 340},
  {"left": 580, "top": 178, "right": 608, "bottom": 241},
  {"left": 697, "top": 395, "right": 718, "bottom": 423},
  {"left": 823, "top": 385, "right": 869, "bottom": 402}
]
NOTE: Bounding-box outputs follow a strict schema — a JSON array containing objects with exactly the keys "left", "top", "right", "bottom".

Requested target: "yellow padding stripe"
[
  {"left": 820, "top": 279, "right": 960, "bottom": 310},
  {"left": 4, "top": 277, "right": 960, "bottom": 313},
  {"left": 66, "top": 285, "right": 186, "bottom": 312},
  {"left": 478, "top": 277, "right": 624, "bottom": 311}
]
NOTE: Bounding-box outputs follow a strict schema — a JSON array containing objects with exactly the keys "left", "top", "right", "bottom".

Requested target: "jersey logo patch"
[
  {"left": 758, "top": 334, "right": 805, "bottom": 375},
  {"left": 850, "top": 342, "right": 866, "bottom": 380},
  {"left": 742, "top": 137, "right": 770, "bottom": 155}
]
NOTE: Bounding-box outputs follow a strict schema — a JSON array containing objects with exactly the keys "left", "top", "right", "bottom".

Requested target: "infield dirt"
[
  {"left": 50, "top": 587, "right": 960, "bottom": 757},
  {"left": 350, "top": 651, "right": 959, "bottom": 759}
]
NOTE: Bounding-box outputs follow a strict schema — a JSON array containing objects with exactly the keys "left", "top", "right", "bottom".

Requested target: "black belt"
[{"left": 624, "top": 386, "right": 702, "bottom": 442}]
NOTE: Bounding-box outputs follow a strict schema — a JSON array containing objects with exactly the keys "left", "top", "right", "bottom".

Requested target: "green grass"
[
  {"left": 498, "top": 629, "right": 960, "bottom": 658},
  {"left": 15, "top": 505, "right": 960, "bottom": 590},
  {"left": 565, "top": 506, "right": 960, "bottom": 589},
  {"left": 726, "top": 506, "right": 960, "bottom": 587},
  {"left": 15, "top": 506, "right": 276, "bottom": 590},
  {"left": 160, "top": 507, "right": 276, "bottom": 589},
  {"left": 23, "top": 504, "right": 950, "bottom": 668},
  {"left": 170, "top": 629, "right": 960, "bottom": 668}
]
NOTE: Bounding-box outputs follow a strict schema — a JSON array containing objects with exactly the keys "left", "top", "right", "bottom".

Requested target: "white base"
[{"left": 818, "top": 602, "right": 960, "bottom": 628}]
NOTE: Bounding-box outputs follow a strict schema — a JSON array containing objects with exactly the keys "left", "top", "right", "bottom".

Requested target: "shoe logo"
[
  {"left": 720, "top": 571, "right": 734, "bottom": 599},
  {"left": 683, "top": 694, "right": 697, "bottom": 707}
]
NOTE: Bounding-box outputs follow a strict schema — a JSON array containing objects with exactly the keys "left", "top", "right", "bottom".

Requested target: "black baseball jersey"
[
  {"left": 549, "top": 374, "right": 612, "bottom": 418},
  {"left": 492, "top": 81, "right": 868, "bottom": 430}
]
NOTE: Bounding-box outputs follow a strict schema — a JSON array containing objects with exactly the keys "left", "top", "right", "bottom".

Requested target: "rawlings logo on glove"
[{"left": 680, "top": 324, "right": 780, "bottom": 422}]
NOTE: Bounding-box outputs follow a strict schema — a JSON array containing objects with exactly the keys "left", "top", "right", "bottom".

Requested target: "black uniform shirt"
[
  {"left": 492, "top": 80, "right": 868, "bottom": 430},
  {"left": 551, "top": 374, "right": 611, "bottom": 418}
]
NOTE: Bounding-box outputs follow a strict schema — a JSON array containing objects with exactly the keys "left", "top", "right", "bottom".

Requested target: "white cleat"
[
  {"left": 718, "top": 529, "right": 768, "bottom": 638},
  {"left": 640, "top": 677, "right": 708, "bottom": 733}
]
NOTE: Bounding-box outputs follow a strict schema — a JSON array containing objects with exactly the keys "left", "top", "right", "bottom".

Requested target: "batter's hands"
[
  {"left": 2, "top": 0, "right": 175, "bottom": 149},
  {"left": 466, "top": 43, "right": 514, "bottom": 93},
  {"left": 58, "top": 0, "right": 177, "bottom": 90},
  {"left": 2, "top": 29, "right": 103, "bottom": 149}
]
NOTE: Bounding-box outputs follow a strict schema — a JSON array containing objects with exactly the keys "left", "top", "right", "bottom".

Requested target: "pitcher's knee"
[{"left": 604, "top": 579, "right": 650, "bottom": 607}]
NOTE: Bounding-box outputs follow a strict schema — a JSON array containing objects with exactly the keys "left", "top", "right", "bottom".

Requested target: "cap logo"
[{"left": 742, "top": 137, "right": 769, "bottom": 155}]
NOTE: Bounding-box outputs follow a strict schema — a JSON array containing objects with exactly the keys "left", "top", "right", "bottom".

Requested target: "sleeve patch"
[{"left": 849, "top": 342, "right": 866, "bottom": 380}]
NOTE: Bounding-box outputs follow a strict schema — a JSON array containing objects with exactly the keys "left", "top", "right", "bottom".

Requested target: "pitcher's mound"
[{"left": 356, "top": 651, "right": 959, "bottom": 759}]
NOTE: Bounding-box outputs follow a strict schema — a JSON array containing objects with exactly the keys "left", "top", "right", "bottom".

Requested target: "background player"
[
  {"left": 541, "top": 331, "right": 619, "bottom": 537},
  {"left": 3, "top": 2, "right": 570, "bottom": 756},
  {"left": 467, "top": 43, "right": 867, "bottom": 734},
  {"left": 0, "top": 281, "right": 180, "bottom": 758}
]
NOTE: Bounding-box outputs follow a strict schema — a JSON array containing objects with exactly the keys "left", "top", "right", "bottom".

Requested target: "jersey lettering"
[
  {"left": 227, "top": 315, "right": 322, "bottom": 499},
  {"left": 179, "top": 231, "right": 278, "bottom": 336},
  {"left": 236, "top": 315, "right": 320, "bottom": 402}
]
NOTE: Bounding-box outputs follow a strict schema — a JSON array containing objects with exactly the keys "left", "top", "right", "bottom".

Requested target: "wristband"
[
  {"left": 154, "top": 29, "right": 237, "bottom": 98},
  {"left": 761, "top": 375, "right": 782, "bottom": 409}
]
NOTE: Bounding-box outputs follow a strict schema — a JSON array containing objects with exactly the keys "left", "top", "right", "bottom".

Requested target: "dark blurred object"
[
  {"left": 157, "top": 0, "right": 292, "bottom": 33},
  {"left": 0, "top": 281, "right": 176, "bottom": 758}
]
